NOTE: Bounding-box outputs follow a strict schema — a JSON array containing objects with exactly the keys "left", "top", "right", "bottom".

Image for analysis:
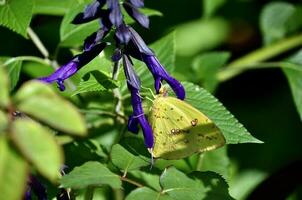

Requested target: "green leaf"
[
  {"left": 181, "top": 82, "right": 262, "bottom": 144},
  {"left": 229, "top": 170, "right": 266, "bottom": 200},
  {"left": 197, "top": 147, "right": 230, "bottom": 181},
  {"left": 160, "top": 167, "right": 206, "bottom": 200},
  {"left": 12, "top": 119, "right": 63, "bottom": 181},
  {"left": 0, "top": 0, "right": 33, "bottom": 38},
  {"left": 192, "top": 51, "right": 230, "bottom": 92},
  {"left": 176, "top": 18, "right": 229, "bottom": 56},
  {"left": 129, "top": 170, "right": 161, "bottom": 191},
  {"left": 5, "top": 60, "right": 22, "bottom": 90},
  {"left": 160, "top": 167, "right": 234, "bottom": 200},
  {"left": 126, "top": 187, "right": 172, "bottom": 200},
  {"left": 15, "top": 81, "right": 87, "bottom": 136},
  {"left": 33, "top": 0, "right": 73, "bottom": 16},
  {"left": 260, "top": 2, "right": 302, "bottom": 45},
  {"left": 60, "top": 161, "right": 121, "bottom": 189},
  {"left": 73, "top": 71, "right": 119, "bottom": 96},
  {"left": 0, "top": 110, "right": 8, "bottom": 132},
  {"left": 0, "top": 136, "right": 28, "bottom": 200},
  {"left": 283, "top": 51, "right": 302, "bottom": 120},
  {"left": 189, "top": 171, "right": 234, "bottom": 200},
  {"left": 0, "top": 67, "right": 10, "bottom": 108},
  {"left": 60, "top": 3, "right": 99, "bottom": 46},
  {"left": 203, "top": 0, "right": 226, "bottom": 18},
  {"left": 111, "top": 137, "right": 150, "bottom": 172}
]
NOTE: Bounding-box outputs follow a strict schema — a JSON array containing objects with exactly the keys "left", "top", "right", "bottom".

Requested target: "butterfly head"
[{"left": 158, "top": 87, "right": 169, "bottom": 97}]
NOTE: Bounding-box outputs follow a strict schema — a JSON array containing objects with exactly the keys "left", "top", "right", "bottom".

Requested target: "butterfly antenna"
[
  {"left": 136, "top": 92, "right": 154, "bottom": 103},
  {"left": 141, "top": 86, "right": 156, "bottom": 98}
]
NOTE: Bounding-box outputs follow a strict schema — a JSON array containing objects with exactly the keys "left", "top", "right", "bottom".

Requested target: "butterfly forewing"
[{"left": 149, "top": 96, "right": 225, "bottom": 159}]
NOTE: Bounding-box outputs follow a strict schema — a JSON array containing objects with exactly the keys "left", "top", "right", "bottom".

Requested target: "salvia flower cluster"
[{"left": 38, "top": 0, "right": 185, "bottom": 149}]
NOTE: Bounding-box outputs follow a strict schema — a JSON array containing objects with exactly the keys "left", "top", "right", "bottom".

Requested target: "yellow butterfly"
[{"left": 148, "top": 89, "right": 225, "bottom": 160}]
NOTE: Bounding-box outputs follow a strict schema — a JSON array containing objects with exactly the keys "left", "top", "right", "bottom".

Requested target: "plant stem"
[
  {"left": 27, "top": 27, "right": 49, "bottom": 58},
  {"left": 112, "top": 61, "right": 125, "bottom": 123},
  {"left": 218, "top": 33, "right": 302, "bottom": 81},
  {"left": 120, "top": 176, "right": 144, "bottom": 188},
  {"left": 2, "top": 56, "right": 49, "bottom": 67},
  {"left": 26, "top": 27, "right": 76, "bottom": 90}
]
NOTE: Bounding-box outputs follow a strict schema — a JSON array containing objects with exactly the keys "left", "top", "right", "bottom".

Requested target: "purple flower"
[
  {"left": 72, "top": 0, "right": 106, "bottom": 24},
  {"left": 123, "top": 55, "right": 154, "bottom": 148},
  {"left": 128, "top": 27, "right": 185, "bottom": 99},
  {"left": 123, "top": 2, "right": 149, "bottom": 28},
  {"left": 24, "top": 175, "right": 47, "bottom": 200},
  {"left": 142, "top": 55, "right": 185, "bottom": 100},
  {"left": 38, "top": 43, "right": 107, "bottom": 91}
]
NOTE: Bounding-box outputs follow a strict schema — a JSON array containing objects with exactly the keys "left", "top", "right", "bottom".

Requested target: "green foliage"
[
  {"left": 111, "top": 137, "right": 150, "bottom": 172},
  {"left": 15, "top": 81, "right": 87, "bottom": 136},
  {"left": 1, "top": 0, "right": 302, "bottom": 199},
  {"left": 0, "top": 67, "right": 9, "bottom": 108},
  {"left": 175, "top": 18, "right": 229, "bottom": 56},
  {"left": 260, "top": 2, "right": 302, "bottom": 45},
  {"left": 33, "top": 0, "right": 73, "bottom": 16},
  {"left": 283, "top": 51, "right": 302, "bottom": 120},
  {"left": 192, "top": 51, "right": 230, "bottom": 92},
  {"left": 12, "top": 119, "right": 63, "bottom": 181},
  {"left": 0, "top": 0, "right": 33, "bottom": 38},
  {"left": 60, "top": 3, "right": 99, "bottom": 47},
  {"left": 181, "top": 82, "right": 261, "bottom": 144},
  {"left": 60, "top": 161, "right": 122, "bottom": 189},
  {"left": 0, "top": 137, "right": 28, "bottom": 200}
]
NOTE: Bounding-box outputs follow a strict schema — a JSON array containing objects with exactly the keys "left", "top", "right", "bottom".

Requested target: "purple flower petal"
[
  {"left": 127, "top": 115, "right": 139, "bottom": 133},
  {"left": 115, "top": 24, "right": 131, "bottom": 44},
  {"left": 123, "top": 2, "right": 149, "bottom": 28},
  {"left": 129, "top": 88, "right": 154, "bottom": 148},
  {"left": 128, "top": 0, "right": 144, "bottom": 8},
  {"left": 107, "top": 0, "right": 123, "bottom": 27},
  {"left": 142, "top": 55, "right": 186, "bottom": 100},
  {"left": 129, "top": 27, "right": 154, "bottom": 55},
  {"left": 123, "top": 54, "right": 154, "bottom": 148},
  {"left": 123, "top": 55, "right": 141, "bottom": 90},
  {"left": 112, "top": 48, "right": 122, "bottom": 62},
  {"left": 84, "top": 29, "right": 109, "bottom": 51},
  {"left": 72, "top": 0, "right": 105, "bottom": 24},
  {"left": 38, "top": 43, "right": 107, "bottom": 91}
]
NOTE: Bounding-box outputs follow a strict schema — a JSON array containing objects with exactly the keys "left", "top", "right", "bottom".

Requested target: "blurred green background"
[{"left": 1, "top": 0, "right": 302, "bottom": 199}]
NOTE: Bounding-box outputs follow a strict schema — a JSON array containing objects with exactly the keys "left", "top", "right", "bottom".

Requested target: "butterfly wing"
[{"left": 149, "top": 96, "right": 225, "bottom": 159}]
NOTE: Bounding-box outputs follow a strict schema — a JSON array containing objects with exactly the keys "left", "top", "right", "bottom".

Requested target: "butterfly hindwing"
[{"left": 149, "top": 96, "right": 225, "bottom": 159}]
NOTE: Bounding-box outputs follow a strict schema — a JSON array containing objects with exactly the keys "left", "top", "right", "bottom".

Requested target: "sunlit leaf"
[
  {"left": 12, "top": 119, "right": 63, "bottom": 181},
  {"left": 111, "top": 137, "right": 150, "bottom": 172},
  {"left": 192, "top": 51, "right": 230, "bottom": 92},
  {"left": 33, "top": 0, "right": 74, "bottom": 16},
  {"left": 0, "top": 67, "right": 10, "bottom": 108},
  {"left": 176, "top": 18, "right": 229, "bottom": 56},
  {"left": 15, "top": 81, "right": 87, "bottom": 136},
  {"left": 0, "top": 110, "right": 8, "bottom": 132},
  {"left": 60, "top": 161, "right": 121, "bottom": 189},
  {"left": 0, "top": 136, "right": 28, "bottom": 200},
  {"left": 0, "top": 0, "right": 33, "bottom": 38}
]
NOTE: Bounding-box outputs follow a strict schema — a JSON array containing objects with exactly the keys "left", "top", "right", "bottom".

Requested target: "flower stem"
[
  {"left": 112, "top": 61, "right": 125, "bottom": 123},
  {"left": 217, "top": 33, "right": 302, "bottom": 81}
]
